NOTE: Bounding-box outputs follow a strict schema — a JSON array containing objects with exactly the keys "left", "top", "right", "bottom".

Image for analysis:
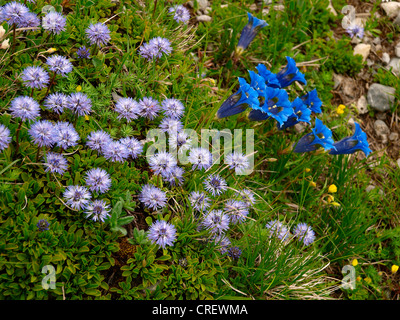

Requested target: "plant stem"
[
  {"left": 153, "top": 0, "right": 158, "bottom": 18},
  {"left": 44, "top": 72, "right": 57, "bottom": 98},
  {"left": 35, "top": 146, "right": 42, "bottom": 162},
  {"left": 14, "top": 119, "right": 23, "bottom": 156}
]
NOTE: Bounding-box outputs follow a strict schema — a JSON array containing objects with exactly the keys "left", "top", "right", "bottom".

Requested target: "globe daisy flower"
[
  {"left": 139, "top": 184, "right": 167, "bottom": 211},
  {"left": 293, "top": 222, "right": 316, "bottom": 246},
  {"left": 18, "top": 12, "right": 40, "bottom": 29},
  {"left": 201, "top": 209, "right": 230, "bottom": 235},
  {"left": 346, "top": 22, "right": 364, "bottom": 39},
  {"left": 9, "top": 96, "right": 40, "bottom": 121},
  {"left": 169, "top": 5, "right": 191, "bottom": 24},
  {"left": 36, "top": 219, "right": 50, "bottom": 232},
  {"left": 119, "top": 137, "right": 143, "bottom": 159},
  {"left": 0, "top": 124, "right": 12, "bottom": 152},
  {"left": 28, "top": 120, "right": 56, "bottom": 148},
  {"left": 147, "top": 220, "right": 177, "bottom": 249},
  {"left": 237, "top": 189, "right": 256, "bottom": 208},
  {"left": 66, "top": 92, "right": 92, "bottom": 116},
  {"left": 189, "top": 191, "right": 211, "bottom": 212},
  {"left": 2, "top": 1, "right": 29, "bottom": 26},
  {"left": 211, "top": 234, "right": 231, "bottom": 254},
  {"left": 84, "top": 168, "right": 112, "bottom": 194},
  {"left": 43, "top": 152, "right": 68, "bottom": 175},
  {"left": 203, "top": 174, "right": 228, "bottom": 197},
  {"left": 224, "top": 199, "right": 249, "bottom": 224},
  {"left": 86, "top": 130, "right": 112, "bottom": 153},
  {"left": 265, "top": 220, "right": 291, "bottom": 241},
  {"left": 102, "top": 140, "right": 129, "bottom": 162},
  {"left": 158, "top": 117, "right": 184, "bottom": 135},
  {"left": 46, "top": 55, "right": 73, "bottom": 77},
  {"left": 188, "top": 147, "right": 213, "bottom": 171},
  {"left": 161, "top": 98, "right": 185, "bottom": 119},
  {"left": 149, "top": 37, "right": 172, "bottom": 58},
  {"left": 138, "top": 97, "right": 161, "bottom": 120},
  {"left": 42, "top": 11, "right": 66, "bottom": 34},
  {"left": 225, "top": 151, "right": 250, "bottom": 175},
  {"left": 85, "top": 200, "right": 111, "bottom": 222},
  {"left": 162, "top": 165, "right": 185, "bottom": 187},
  {"left": 44, "top": 92, "right": 68, "bottom": 114},
  {"left": 169, "top": 131, "right": 192, "bottom": 154},
  {"left": 85, "top": 22, "right": 111, "bottom": 46},
  {"left": 76, "top": 46, "right": 91, "bottom": 59},
  {"left": 138, "top": 42, "right": 158, "bottom": 61},
  {"left": 53, "top": 121, "right": 80, "bottom": 150},
  {"left": 114, "top": 97, "right": 141, "bottom": 122},
  {"left": 227, "top": 246, "right": 242, "bottom": 260},
  {"left": 148, "top": 151, "right": 177, "bottom": 177},
  {"left": 63, "top": 185, "right": 91, "bottom": 211}
]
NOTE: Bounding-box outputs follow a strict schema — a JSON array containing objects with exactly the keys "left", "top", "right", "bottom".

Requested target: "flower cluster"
[
  {"left": 265, "top": 220, "right": 316, "bottom": 246},
  {"left": 139, "top": 37, "right": 172, "bottom": 61}
]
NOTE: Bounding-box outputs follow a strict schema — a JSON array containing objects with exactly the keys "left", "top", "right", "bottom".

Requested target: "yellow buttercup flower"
[
  {"left": 391, "top": 265, "right": 399, "bottom": 274},
  {"left": 76, "top": 85, "right": 82, "bottom": 92},
  {"left": 84, "top": 115, "right": 90, "bottom": 121},
  {"left": 352, "top": 259, "right": 358, "bottom": 267},
  {"left": 356, "top": 276, "right": 362, "bottom": 282},
  {"left": 328, "top": 184, "right": 337, "bottom": 193},
  {"left": 309, "top": 181, "right": 316, "bottom": 188},
  {"left": 305, "top": 168, "right": 311, "bottom": 173}
]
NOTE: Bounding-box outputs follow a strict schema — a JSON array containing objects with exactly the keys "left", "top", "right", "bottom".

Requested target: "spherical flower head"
[
  {"left": 227, "top": 246, "right": 242, "bottom": 260},
  {"left": 0, "top": 124, "right": 12, "bottom": 152},
  {"left": 188, "top": 147, "right": 213, "bottom": 170},
  {"left": 148, "top": 151, "right": 177, "bottom": 177},
  {"left": 42, "top": 11, "right": 66, "bottom": 34},
  {"left": 86, "top": 130, "right": 112, "bottom": 153},
  {"left": 63, "top": 185, "right": 91, "bottom": 211},
  {"left": 2, "top": 2, "right": 29, "bottom": 26},
  {"left": 85, "top": 200, "right": 110, "bottom": 222},
  {"left": 211, "top": 234, "right": 231, "bottom": 254},
  {"left": 85, "top": 22, "right": 111, "bottom": 46},
  {"left": 102, "top": 140, "right": 129, "bottom": 162},
  {"left": 139, "top": 42, "right": 159, "bottom": 61},
  {"left": 115, "top": 97, "right": 141, "bottom": 122},
  {"left": 158, "top": 117, "right": 184, "bottom": 135},
  {"left": 139, "top": 184, "right": 167, "bottom": 211},
  {"left": 169, "top": 5, "right": 191, "bottom": 24},
  {"left": 237, "top": 189, "right": 256, "bottom": 207},
  {"left": 189, "top": 191, "right": 211, "bottom": 212},
  {"left": 225, "top": 151, "right": 250, "bottom": 175},
  {"left": 293, "top": 222, "right": 315, "bottom": 246},
  {"left": 44, "top": 92, "right": 68, "bottom": 114},
  {"left": 44, "top": 151, "right": 68, "bottom": 175},
  {"left": 18, "top": 12, "right": 40, "bottom": 29},
  {"left": 346, "top": 23, "right": 364, "bottom": 39},
  {"left": 202, "top": 209, "right": 230, "bottom": 235},
  {"left": 119, "top": 137, "right": 143, "bottom": 159},
  {"left": 203, "top": 174, "right": 228, "bottom": 197},
  {"left": 224, "top": 199, "right": 249, "bottom": 224},
  {"left": 162, "top": 165, "right": 185, "bottom": 187},
  {"left": 148, "top": 37, "right": 172, "bottom": 59},
  {"left": 46, "top": 55, "right": 73, "bottom": 77},
  {"left": 84, "top": 168, "right": 112, "bottom": 194},
  {"left": 9, "top": 96, "right": 40, "bottom": 121},
  {"left": 138, "top": 97, "right": 161, "bottom": 120},
  {"left": 161, "top": 98, "right": 185, "bottom": 119},
  {"left": 76, "top": 46, "right": 90, "bottom": 59},
  {"left": 20, "top": 66, "right": 50, "bottom": 90},
  {"left": 147, "top": 220, "right": 177, "bottom": 249},
  {"left": 53, "top": 121, "right": 80, "bottom": 150},
  {"left": 36, "top": 219, "right": 50, "bottom": 232},
  {"left": 28, "top": 120, "right": 56, "bottom": 147},
  {"left": 66, "top": 92, "right": 92, "bottom": 116},
  {"left": 265, "top": 220, "right": 290, "bottom": 241},
  {"left": 169, "top": 131, "right": 192, "bottom": 154}
]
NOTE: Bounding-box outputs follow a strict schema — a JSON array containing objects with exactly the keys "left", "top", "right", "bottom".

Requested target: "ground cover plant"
[{"left": 0, "top": 0, "right": 399, "bottom": 301}]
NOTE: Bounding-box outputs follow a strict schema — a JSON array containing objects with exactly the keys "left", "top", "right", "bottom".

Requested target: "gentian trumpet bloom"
[
  {"left": 293, "top": 118, "right": 335, "bottom": 153},
  {"left": 255, "top": 64, "right": 281, "bottom": 88},
  {"left": 300, "top": 89, "right": 322, "bottom": 114},
  {"left": 236, "top": 12, "right": 268, "bottom": 54},
  {"left": 279, "top": 97, "right": 311, "bottom": 130},
  {"left": 276, "top": 56, "right": 307, "bottom": 88},
  {"left": 217, "top": 77, "right": 259, "bottom": 119},
  {"left": 329, "top": 122, "right": 371, "bottom": 157}
]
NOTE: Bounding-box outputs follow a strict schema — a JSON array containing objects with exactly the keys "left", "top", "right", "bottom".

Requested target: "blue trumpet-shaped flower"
[
  {"left": 293, "top": 118, "right": 335, "bottom": 153},
  {"left": 217, "top": 77, "right": 259, "bottom": 119},
  {"left": 276, "top": 56, "right": 307, "bottom": 88},
  {"left": 329, "top": 123, "right": 371, "bottom": 157},
  {"left": 248, "top": 86, "right": 293, "bottom": 127},
  {"left": 279, "top": 97, "right": 311, "bottom": 130},
  {"left": 300, "top": 89, "right": 322, "bottom": 114},
  {"left": 248, "top": 70, "right": 267, "bottom": 96},
  {"left": 255, "top": 64, "right": 281, "bottom": 88},
  {"left": 236, "top": 12, "right": 268, "bottom": 53}
]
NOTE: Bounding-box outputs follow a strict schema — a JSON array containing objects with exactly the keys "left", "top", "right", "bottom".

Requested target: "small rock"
[
  {"left": 197, "top": 0, "right": 208, "bottom": 11},
  {"left": 381, "top": 1, "right": 400, "bottom": 19},
  {"left": 196, "top": 15, "right": 212, "bottom": 22},
  {"left": 388, "top": 57, "right": 400, "bottom": 76},
  {"left": 249, "top": 3, "right": 257, "bottom": 11},
  {"left": 372, "top": 37, "right": 381, "bottom": 45},
  {"left": 374, "top": 119, "right": 390, "bottom": 138},
  {"left": 397, "top": 158, "right": 400, "bottom": 168},
  {"left": 395, "top": 43, "right": 400, "bottom": 58},
  {"left": 394, "top": 12, "right": 400, "bottom": 26},
  {"left": 354, "top": 44, "right": 371, "bottom": 61},
  {"left": 356, "top": 95, "right": 369, "bottom": 114},
  {"left": 348, "top": 117, "right": 355, "bottom": 128},
  {"left": 389, "top": 132, "right": 399, "bottom": 141},
  {"left": 294, "top": 122, "right": 307, "bottom": 134},
  {"left": 382, "top": 52, "right": 391, "bottom": 65},
  {"left": 332, "top": 73, "right": 344, "bottom": 90},
  {"left": 367, "top": 83, "right": 396, "bottom": 112}
]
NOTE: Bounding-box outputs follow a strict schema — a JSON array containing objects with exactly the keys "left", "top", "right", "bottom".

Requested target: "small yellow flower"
[
  {"left": 76, "top": 85, "right": 82, "bottom": 92},
  {"left": 352, "top": 259, "right": 358, "bottom": 267},
  {"left": 309, "top": 181, "right": 316, "bottom": 188},
  {"left": 391, "top": 265, "right": 399, "bottom": 274},
  {"left": 84, "top": 115, "right": 90, "bottom": 121},
  {"left": 46, "top": 48, "right": 57, "bottom": 53},
  {"left": 338, "top": 104, "right": 346, "bottom": 110},
  {"left": 336, "top": 104, "right": 346, "bottom": 115},
  {"left": 305, "top": 168, "right": 311, "bottom": 173},
  {"left": 326, "top": 195, "right": 334, "bottom": 203},
  {"left": 356, "top": 276, "right": 362, "bottom": 282},
  {"left": 364, "top": 277, "right": 372, "bottom": 284},
  {"left": 328, "top": 184, "right": 337, "bottom": 193}
]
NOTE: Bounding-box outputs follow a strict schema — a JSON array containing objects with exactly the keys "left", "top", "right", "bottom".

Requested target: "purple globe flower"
[
  {"left": 139, "top": 42, "right": 159, "bottom": 61},
  {"left": 42, "top": 11, "right": 66, "bottom": 34},
  {"left": 169, "top": 131, "right": 192, "bottom": 154},
  {"left": 203, "top": 174, "right": 227, "bottom": 197},
  {"left": 202, "top": 209, "right": 230, "bottom": 235},
  {"left": 188, "top": 147, "right": 213, "bottom": 171},
  {"left": 46, "top": 55, "right": 73, "bottom": 76},
  {"left": 161, "top": 98, "right": 185, "bottom": 119},
  {"left": 211, "top": 234, "right": 231, "bottom": 254},
  {"left": 9, "top": 96, "right": 40, "bottom": 121},
  {"left": 86, "top": 130, "right": 112, "bottom": 153},
  {"left": 21, "top": 66, "right": 50, "bottom": 89},
  {"left": 148, "top": 151, "right": 177, "bottom": 177},
  {"left": 76, "top": 46, "right": 90, "bottom": 59},
  {"left": 66, "top": 92, "right": 92, "bottom": 116},
  {"left": 138, "top": 97, "right": 161, "bottom": 120},
  {"left": 147, "top": 220, "right": 177, "bottom": 249},
  {"left": 36, "top": 219, "right": 50, "bottom": 232},
  {"left": 63, "top": 185, "right": 91, "bottom": 211},
  {"left": 114, "top": 97, "right": 141, "bottom": 122},
  {"left": 53, "top": 121, "right": 80, "bottom": 150},
  {"left": 44, "top": 92, "right": 68, "bottom": 114},
  {"left": 119, "top": 137, "right": 143, "bottom": 159},
  {"left": 237, "top": 189, "right": 256, "bottom": 208},
  {"left": 224, "top": 199, "right": 249, "bottom": 224},
  {"left": 18, "top": 12, "right": 40, "bottom": 29},
  {"left": 265, "top": 220, "right": 290, "bottom": 241},
  {"left": 158, "top": 117, "right": 184, "bottom": 135},
  {"left": 44, "top": 151, "right": 68, "bottom": 175},
  {"left": 227, "top": 246, "right": 242, "bottom": 260},
  {"left": 225, "top": 151, "right": 250, "bottom": 175},
  {"left": 293, "top": 222, "right": 316, "bottom": 246},
  {"left": 139, "top": 184, "right": 167, "bottom": 211},
  {"left": 85, "top": 200, "right": 110, "bottom": 222},
  {"left": 28, "top": 120, "right": 56, "bottom": 147},
  {"left": 84, "top": 168, "right": 112, "bottom": 194},
  {"left": 2, "top": 2, "right": 29, "bottom": 26},
  {"left": 102, "top": 140, "right": 129, "bottom": 162},
  {"left": 189, "top": 191, "right": 211, "bottom": 212},
  {"left": 162, "top": 165, "right": 185, "bottom": 187},
  {"left": 0, "top": 124, "right": 12, "bottom": 152},
  {"left": 85, "top": 22, "right": 111, "bottom": 46},
  {"left": 148, "top": 37, "right": 172, "bottom": 58},
  {"left": 169, "top": 5, "right": 190, "bottom": 24}
]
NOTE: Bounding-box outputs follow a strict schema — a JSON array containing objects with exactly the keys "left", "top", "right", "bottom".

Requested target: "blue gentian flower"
[
  {"left": 329, "top": 123, "right": 371, "bottom": 157},
  {"left": 293, "top": 222, "right": 315, "bottom": 246},
  {"left": 84, "top": 168, "right": 112, "bottom": 194},
  {"left": 300, "top": 89, "right": 322, "bottom": 114},
  {"left": 279, "top": 97, "right": 311, "bottom": 130},
  {"left": 28, "top": 120, "right": 56, "bottom": 147},
  {"left": 147, "top": 220, "right": 177, "bottom": 249},
  {"left": 139, "top": 184, "right": 167, "bottom": 211},
  {"left": 76, "top": 46, "right": 91, "bottom": 59},
  {"left": 85, "top": 200, "right": 110, "bottom": 222},
  {"left": 276, "top": 56, "right": 307, "bottom": 88},
  {"left": 9, "top": 96, "right": 40, "bottom": 121},
  {"left": 42, "top": 11, "right": 66, "bottom": 34},
  {"left": 44, "top": 152, "right": 68, "bottom": 175},
  {"left": 0, "top": 124, "right": 12, "bottom": 152},
  {"left": 293, "top": 118, "right": 335, "bottom": 153},
  {"left": 248, "top": 86, "right": 293, "bottom": 127},
  {"left": 236, "top": 12, "right": 268, "bottom": 53},
  {"left": 217, "top": 77, "right": 259, "bottom": 119},
  {"left": 63, "top": 185, "right": 91, "bottom": 211},
  {"left": 255, "top": 64, "right": 281, "bottom": 88},
  {"left": 85, "top": 22, "right": 111, "bottom": 47},
  {"left": 66, "top": 92, "right": 92, "bottom": 116},
  {"left": 44, "top": 92, "right": 68, "bottom": 114},
  {"left": 248, "top": 70, "right": 267, "bottom": 96}
]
